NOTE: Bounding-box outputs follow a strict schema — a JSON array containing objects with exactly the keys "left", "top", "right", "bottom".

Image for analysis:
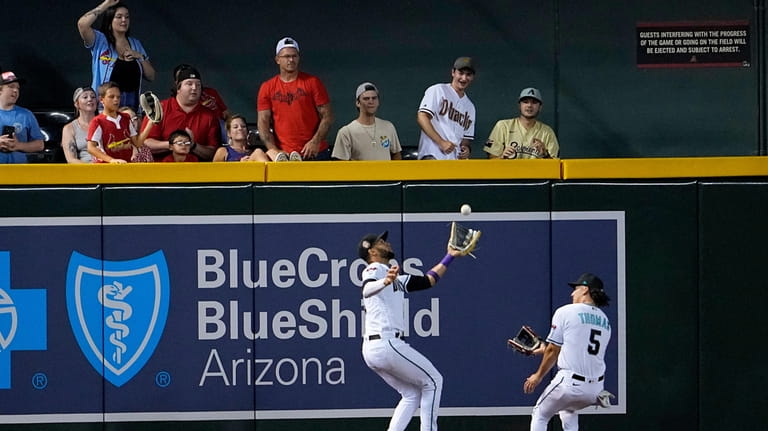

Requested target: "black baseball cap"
[
  {"left": 358, "top": 231, "right": 388, "bottom": 259},
  {"left": 567, "top": 273, "right": 604, "bottom": 290},
  {"left": 175, "top": 66, "right": 201, "bottom": 85}
]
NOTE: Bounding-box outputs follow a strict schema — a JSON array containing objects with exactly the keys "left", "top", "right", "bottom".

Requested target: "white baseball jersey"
[
  {"left": 361, "top": 262, "right": 412, "bottom": 335},
  {"left": 530, "top": 302, "right": 612, "bottom": 431},
  {"left": 546, "top": 303, "right": 611, "bottom": 378},
  {"left": 417, "top": 83, "right": 475, "bottom": 160},
  {"left": 360, "top": 262, "right": 442, "bottom": 431}
]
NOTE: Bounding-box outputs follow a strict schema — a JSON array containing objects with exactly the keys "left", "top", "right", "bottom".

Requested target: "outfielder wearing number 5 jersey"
[
  {"left": 357, "top": 231, "right": 465, "bottom": 431},
  {"left": 523, "top": 273, "right": 612, "bottom": 431}
]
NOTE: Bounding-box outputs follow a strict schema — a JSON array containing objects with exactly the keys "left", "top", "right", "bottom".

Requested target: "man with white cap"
[
  {"left": 257, "top": 37, "right": 334, "bottom": 161},
  {"left": 0, "top": 70, "right": 44, "bottom": 163},
  {"left": 332, "top": 82, "right": 402, "bottom": 160},
  {"left": 416, "top": 56, "right": 476, "bottom": 160},
  {"left": 484, "top": 87, "right": 559, "bottom": 159}
]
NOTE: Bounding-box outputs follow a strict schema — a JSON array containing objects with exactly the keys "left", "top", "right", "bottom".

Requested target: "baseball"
[{"left": 460, "top": 204, "right": 472, "bottom": 216}]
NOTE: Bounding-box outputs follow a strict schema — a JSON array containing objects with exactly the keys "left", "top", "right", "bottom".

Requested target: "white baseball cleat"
[{"left": 596, "top": 390, "right": 615, "bottom": 408}]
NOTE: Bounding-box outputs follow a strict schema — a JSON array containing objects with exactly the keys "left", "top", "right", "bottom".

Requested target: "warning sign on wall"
[{"left": 637, "top": 20, "right": 750, "bottom": 68}]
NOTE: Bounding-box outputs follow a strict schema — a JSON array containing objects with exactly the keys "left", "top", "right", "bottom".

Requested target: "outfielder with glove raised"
[
  {"left": 357, "top": 227, "right": 478, "bottom": 431},
  {"left": 523, "top": 273, "right": 613, "bottom": 431}
]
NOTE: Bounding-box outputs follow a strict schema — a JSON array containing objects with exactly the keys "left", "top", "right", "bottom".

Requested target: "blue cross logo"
[{"left": 0, "top": 251, "right": 47, "bottom": 389}]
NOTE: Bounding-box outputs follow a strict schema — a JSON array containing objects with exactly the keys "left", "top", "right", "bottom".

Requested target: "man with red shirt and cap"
[
  {"left": 142, "top": 65, "right": 220, "bottom": 161},
  {"left": 257, "top": 37, "right": 334, "bottom": 161}
]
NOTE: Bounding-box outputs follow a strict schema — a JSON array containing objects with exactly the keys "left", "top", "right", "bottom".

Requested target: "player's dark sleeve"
[{"left": 405, "top": 275, "right": 432, "bottom": 292}]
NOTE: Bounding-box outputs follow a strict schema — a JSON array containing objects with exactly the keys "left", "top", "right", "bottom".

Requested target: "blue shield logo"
[
  {"left": 0, "top": 288, "right": 18, "bottom": 351},
  {"left": 66, "top": 251, "right": 170, "bottom": 387}
]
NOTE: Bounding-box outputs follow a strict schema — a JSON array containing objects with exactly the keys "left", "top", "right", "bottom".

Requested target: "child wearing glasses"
[{"left": 161, "top": 129, "right": 198, "bottom": 162}]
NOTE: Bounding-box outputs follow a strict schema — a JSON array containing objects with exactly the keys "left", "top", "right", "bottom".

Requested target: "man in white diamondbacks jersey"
[
  {"left": 483, "top": 87, "right": 559, "bottom": 159},
  {"left": 416, "top": 57, "right": 476, "bottom": 160},
  {"left": 357, "top": 230, "right": 464, "bottom": 431},
  {"left": 523, "top": 273, "right": 613, "bottom": 431}
]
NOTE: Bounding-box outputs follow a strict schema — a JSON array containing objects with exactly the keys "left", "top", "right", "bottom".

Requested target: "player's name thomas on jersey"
[{"left": 577, "top": 312, "right": 610, "bottom": 330}]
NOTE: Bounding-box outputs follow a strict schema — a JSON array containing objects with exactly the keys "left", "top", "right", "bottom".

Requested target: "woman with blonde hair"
[{"left": 61, "top": 86, "right": 98, "bottom": 163}]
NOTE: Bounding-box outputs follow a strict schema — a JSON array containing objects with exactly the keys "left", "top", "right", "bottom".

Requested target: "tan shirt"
[
  {"left": 332, "top": 118, "right": 402, "bottom": 160},
  {"left": 484, "top": 118, "right": 559, "bottom": 159}
]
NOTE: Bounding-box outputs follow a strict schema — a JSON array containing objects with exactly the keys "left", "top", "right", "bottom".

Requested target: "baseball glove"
[
  {"left": 507, "top": 325, "right": 543, "bottom": 355},
  {"left": 448, "top": 221, "right": 481, "bottom": 257},
  {"left": 140, "top": 91, "right": 163, "bottom": 123}
]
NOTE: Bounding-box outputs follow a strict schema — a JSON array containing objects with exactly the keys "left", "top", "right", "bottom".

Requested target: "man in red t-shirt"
[
  {"left": 143, "top": 66, "right": 220, "bottom": 161},
  {"left": 257, "top": 37, "right": 334, "bottom": 161},
  {"left": 173, "top": 64, "right": 229, "bottom": 120}
]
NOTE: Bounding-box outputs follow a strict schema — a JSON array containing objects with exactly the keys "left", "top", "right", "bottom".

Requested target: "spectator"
[
  {"left": 484, "top": 87, "right": 559, "bottom": 159},
  {"left": 416, "top": 57, "right": 476, "bottom": 160},
  {"left": 257, "top": 37, "right": 334, "bottom": 161},
  {"left": 77, "top": 0, "right": 155, "bottom": 111},
  {"left": 0, "top": 71, "right": 44, "bottom": 164},
  {"left": 332, "top": 82, "right": 402, "bottom": 161},
  {"left": 160, "top": 129, "right": 199, "bottom": 162},
  {"left": 118, "top": 105, "right": 139, "bottom": 131},
  {"left": 172, "top": 64, "right": 229, "bottom": 121},
  {"left": 142, "top": 65, "right": 221, "bottom": 161},
  {"left": 62, "top": 87, "right": 98, "bottom": 163},
  {"left": 173, "top": 63, "right": 230, "bottom": 144},
  {"left": 119, "top": 106, "right": 152, "bottom": 162},
  {"left": 86, "top": 81, "right": 153, "bottom": 163},
  {"left": 213, "top": 114, "right": 269, "bottom": 162}
]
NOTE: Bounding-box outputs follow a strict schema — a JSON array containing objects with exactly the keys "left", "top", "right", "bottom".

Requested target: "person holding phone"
[
  {"left": 0, "top": 70, "right": 44, "bottom": 164},
  {"left": 77, "top": 0, "right": 155, "bottom": 111}
]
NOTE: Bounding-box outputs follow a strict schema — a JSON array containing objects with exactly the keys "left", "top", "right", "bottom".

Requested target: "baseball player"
[
  {"left": 357, "top": 231, "right": 464, "bottom": 431},
  {"left": 416, "top": 57, "right": 476, "bottom": 160},
  {"left": 523, "top": 273, "right": 612, "bottom": 431}
]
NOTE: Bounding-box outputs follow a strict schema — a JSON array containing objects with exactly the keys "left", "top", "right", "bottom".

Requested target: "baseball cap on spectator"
[
  {"left": 276, "top": 37, "right": 300, "bottom": 55},
  {"left": 358, "top": 231, "right": 388, "bottom": 259},
  {"left": 173, "top": 63, "right": 194, "bottom": 79},
  {"left": 72, "top": 86, "right": 95, "bottom": 102},
  {"left": 452, "top": 57, "right": 475, "bottom": 73},
  {"left": 1, "top": 71, "right": 26, "bottom": 85},
  {"left": 567, "top": 273, "right": 604, "bottom": 290},
  {"left": 176, "top": 66, "right": 202, "bottom": 85},
  {"left": 355, "top": 82, "right": 379, "bottom": 100},
  {"left": 519, "top": 87, "right": 543, "bottom": 103}
]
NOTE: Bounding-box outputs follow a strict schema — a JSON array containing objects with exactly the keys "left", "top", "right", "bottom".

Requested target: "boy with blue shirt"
[{"left": 0, "top": 70, "right": 44, "bottom": 164}]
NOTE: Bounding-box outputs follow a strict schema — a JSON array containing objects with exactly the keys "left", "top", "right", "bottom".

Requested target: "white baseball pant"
[{"left": 363, "top": 336, "right": 443, "bottom": 431}]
